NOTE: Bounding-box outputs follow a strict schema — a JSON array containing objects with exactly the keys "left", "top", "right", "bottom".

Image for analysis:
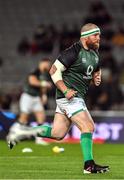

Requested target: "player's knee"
[
  {"left": 80, "top": 123, "right": 95, "bottom": 133},
  {"left": 89, "top": 124, "right": 95, "bottom": 133},
  {"left": 51, "top": 130, "right": 64, "bottom": 141},
  {"left": 88, "top": 123, "right": 95, "bottom": 132}
]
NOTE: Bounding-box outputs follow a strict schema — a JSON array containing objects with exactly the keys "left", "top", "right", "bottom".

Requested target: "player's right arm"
[
  {"left": 50, "top": 45, "right": 80, "bottom": 100},
  {"left": 49, "top": 59, "right": 77, "bottom": 100}
]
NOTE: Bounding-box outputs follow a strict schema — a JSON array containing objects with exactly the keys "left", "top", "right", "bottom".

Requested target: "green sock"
[
  {"left": 34, "top": 125, "right": 52, "bottom": 138},
  {"left": 80, "top": 133, "right": 93, "bottom": 162}
]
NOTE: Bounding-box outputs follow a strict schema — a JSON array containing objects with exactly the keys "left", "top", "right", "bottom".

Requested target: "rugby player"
[
  {"left": 9, "top": 23, "right": 109, "bottom": 174},
  {"left": 7, "top": 58, "right": 52, "bottom": 145}
]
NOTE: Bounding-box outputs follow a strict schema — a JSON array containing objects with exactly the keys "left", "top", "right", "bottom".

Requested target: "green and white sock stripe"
[{"left": 81, "top": 28, "right": 100, "bottom": 37}]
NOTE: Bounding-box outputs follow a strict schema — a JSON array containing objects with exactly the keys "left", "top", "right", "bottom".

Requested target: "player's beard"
[{"left": 86, "top": 40, "right": 99, "bottom": 50}]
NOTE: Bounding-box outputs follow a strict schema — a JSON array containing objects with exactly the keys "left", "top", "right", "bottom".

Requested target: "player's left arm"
[{"left": 93, "top": 69, "right": 101, "bottom": 86}]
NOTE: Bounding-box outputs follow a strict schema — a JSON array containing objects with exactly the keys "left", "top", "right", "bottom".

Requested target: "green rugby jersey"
[
  {"left": 24, "top": 69, "right": 50, "bottom": 97},
  {"left": 56, "top": 41, "right": 100, "bottom": 99}
]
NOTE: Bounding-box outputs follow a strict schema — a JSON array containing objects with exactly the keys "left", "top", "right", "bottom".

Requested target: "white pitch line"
[{"left": 0, "top": 156, "right": 51, "bottom": 158}]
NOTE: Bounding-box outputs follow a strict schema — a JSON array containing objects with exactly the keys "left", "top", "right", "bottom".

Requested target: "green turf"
[{"left": 0, "top": 140, "right": 124, "bottom": 179}]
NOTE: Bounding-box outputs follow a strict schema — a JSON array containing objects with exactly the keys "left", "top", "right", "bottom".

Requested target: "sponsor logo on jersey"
[{"left": 82, "top": 58, "right": 86, "bottom": 63}]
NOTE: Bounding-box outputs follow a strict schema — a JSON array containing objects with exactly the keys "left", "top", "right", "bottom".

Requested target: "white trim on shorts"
[{"left": 55, "top": 97, "right": 87, "bottom": 118}]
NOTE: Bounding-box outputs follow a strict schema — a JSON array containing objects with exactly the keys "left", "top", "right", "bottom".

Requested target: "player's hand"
[
  {"left": 93, "top": 73, "right": 101, "bottom": 86},
  {"left": 64, "top": 89, "right": 77, "bottom": 100},
  {"left": 40, "top": 81, "right": 52, "bottom": 88}
]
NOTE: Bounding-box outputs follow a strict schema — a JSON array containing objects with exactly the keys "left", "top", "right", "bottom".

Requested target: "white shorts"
[
  {"left": 19, "top": 93, "right": 44, "bottom": 114},
  {"left": 56, "top": 97, "right": 87, "bottom": 118}
]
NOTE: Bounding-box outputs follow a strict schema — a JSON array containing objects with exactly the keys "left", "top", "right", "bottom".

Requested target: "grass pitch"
[{"left": 0, "top": 140, "right": 124, "bottom": 179}]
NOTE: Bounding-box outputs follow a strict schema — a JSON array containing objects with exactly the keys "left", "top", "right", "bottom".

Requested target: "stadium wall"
[{"left": 0, "top": 110, "right": 124, "bottom": 143}]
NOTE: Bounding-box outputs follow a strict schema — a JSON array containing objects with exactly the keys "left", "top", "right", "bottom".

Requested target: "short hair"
[{"left": 81, "top": 23, "right": 99, "bottom": 34}]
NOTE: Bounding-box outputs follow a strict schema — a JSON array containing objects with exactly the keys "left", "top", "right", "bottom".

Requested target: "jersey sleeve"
[{"left": 57, "top": 46, "right": 77, "bottom": 68}]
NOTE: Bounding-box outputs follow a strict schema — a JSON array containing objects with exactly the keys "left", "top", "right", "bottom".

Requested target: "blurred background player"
[{"left": 7, "top": 58, "right": 52, "bottom": 145}]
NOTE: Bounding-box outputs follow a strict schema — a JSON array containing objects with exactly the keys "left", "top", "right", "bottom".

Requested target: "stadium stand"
[{"left": 0, "top": 0, "right": 124, "bottom": 111}]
